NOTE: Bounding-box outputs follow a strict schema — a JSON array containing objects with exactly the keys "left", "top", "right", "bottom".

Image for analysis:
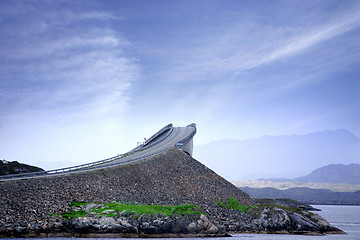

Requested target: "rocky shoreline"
[
  {"left": 0, "top": 150, "right": 345, "bottom": 237},
  {"left": 0, "top": 202, "right": 344, "bottom": 237}
]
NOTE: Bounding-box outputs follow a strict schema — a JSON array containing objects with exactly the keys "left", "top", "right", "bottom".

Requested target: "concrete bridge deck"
[{"left": 0, "top": 123, "right": 196, "bottom": 181}]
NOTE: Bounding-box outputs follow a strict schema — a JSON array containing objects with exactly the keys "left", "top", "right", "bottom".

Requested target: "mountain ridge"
[
  {"left": 259, "top": 163, "right": 360, "bottom": 185},
  {"left": 295, "top": 163, "right": 360, "bottom": 184},
  {"left": 195, "top": 129, "right": 360, "bottom": 180},
  {"left": 240, "top": 186, "right": 360, "bottom": 205}
]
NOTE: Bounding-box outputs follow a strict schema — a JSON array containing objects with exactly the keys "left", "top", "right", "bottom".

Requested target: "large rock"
[
  {"left": 289, "top": 213, "right": 320, "bottom": 232},
  {"left": 257, "top": 207, "right": 291, "bottom": 231},
  {"left": 60, "top": 213, "right": 219, "bottom": 236},
  {"left": 254, "top": 206, "right": 345, "bottom": 234}
]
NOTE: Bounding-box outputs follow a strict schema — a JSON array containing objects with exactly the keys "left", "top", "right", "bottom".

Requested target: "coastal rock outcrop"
[
  {"left": 0, "top": 212, "right": 220, "bottom": 237},
  {"left": 254, "top": 206, "right": 341, "bottom": 234}
]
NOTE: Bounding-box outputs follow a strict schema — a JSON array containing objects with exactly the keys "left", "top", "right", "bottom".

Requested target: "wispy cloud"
[
  {"left": 0, "top": 1, "right": 138, "bottom": 118},
  {"left": 257, "top": 13, "right": 360, "bottom": 68},
  {"left": 162, "top": 8, "right": 360, "bottom": 83}
]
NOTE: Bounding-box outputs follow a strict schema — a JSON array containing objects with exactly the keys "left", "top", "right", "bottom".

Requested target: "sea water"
[{"left": 9, "top": 205, "right": 360, "bottom": 240}]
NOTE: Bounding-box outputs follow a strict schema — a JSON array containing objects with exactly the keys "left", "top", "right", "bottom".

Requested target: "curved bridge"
[{"left": 0, "top": 123, "right": 196, "bottom": 181}]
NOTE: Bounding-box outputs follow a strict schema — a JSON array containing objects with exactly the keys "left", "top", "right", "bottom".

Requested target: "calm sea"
[{"left": 8, "top": 205, "right": 360, "bottom": 240}]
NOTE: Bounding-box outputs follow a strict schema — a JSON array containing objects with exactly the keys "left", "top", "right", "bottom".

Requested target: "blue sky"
[{"left": 1, "top": 0, "right": 359, "bottom": 170}]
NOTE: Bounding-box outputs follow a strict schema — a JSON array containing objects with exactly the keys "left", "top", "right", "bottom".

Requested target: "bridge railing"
[
  {"left": 0, "top": 145, "right": 175, "bottom": 181},
  {"left": 143, "top": 127, "right": 174, "bottom": 149},
  {"left": 177, "top": 123, "right": 197, "bottom": 145},
  {"left": 123, "top": 123, "right": 173, "bottom": 153},
  {"left": 143, "top": 123, "right": 173, "bottom": 147},
  {"left": 0, "top": 152, "right": 125, "bottom": 181},
  {"left": 0, "top": 123, "right": 195, "bottom": 181}
]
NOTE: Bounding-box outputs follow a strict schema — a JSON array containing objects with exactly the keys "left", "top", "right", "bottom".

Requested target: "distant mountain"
[
  {"left": 194, "top": 129, "right": 360, "bottom": 180},
  {"left": 240, "top": 186, "right": 360, "bottom": 205},
  {"left": 0, "top": 160, "right": 44, "bottom": 176},
  {"left": 294, "top": 163, "right": 360, "bottom": 185},
  {"left": 259, "top": 163, "right": 360, "bottom": 185}
]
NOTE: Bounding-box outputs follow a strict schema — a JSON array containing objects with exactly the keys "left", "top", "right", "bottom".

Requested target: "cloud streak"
[
  {"left": 171, "top": 10, "right": 360, "bottom": 80},
  {"left": 260, "top": 13, "right": 360, "bottom": 68},
  {"left": 0, "top": 1, "right": 138, "bottom": 118}
]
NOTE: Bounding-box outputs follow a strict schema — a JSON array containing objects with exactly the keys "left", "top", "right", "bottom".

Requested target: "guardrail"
[
  {"left": 177, "top": 123, "right": 196, "bottom": 145},
  {"left": 0, "top": 123, "right": 196, "bottom": 182},
  {"left": 0, "top": 146, "right": 176, "bottom": 181},
  {"left": 0, "top": 153, "right": 124, "bottom": 181},
  {"left": 143, "top": 123, "right": 173, "bottom": 147}
]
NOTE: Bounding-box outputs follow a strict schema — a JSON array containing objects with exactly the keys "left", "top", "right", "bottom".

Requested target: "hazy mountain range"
[
  {"left": 260, "top": 163, "right": 360, "bottom": 185},
  {"left": 295, "top": 163, "right": 360, "bottom": 184},
  {"left": 238, "top": 163, "right": 360, "bottom": 205},
  {"left": 240, "top": 186, "right": 360, "bottom": 205},
  {"left": 195, "top": 129, "right": 360, "bottom": 180}
]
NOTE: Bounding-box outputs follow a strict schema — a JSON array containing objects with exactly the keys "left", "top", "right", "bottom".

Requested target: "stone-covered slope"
[
  {"left": 0, "top": 150, "right": 343, "bottom": 236},
  {"left": 0, "top": 150, "right": 253, "bottom": 232}
]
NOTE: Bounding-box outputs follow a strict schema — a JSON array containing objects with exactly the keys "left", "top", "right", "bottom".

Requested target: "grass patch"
[
  {"left": 63, "top": 209, "right": 88, "bottom": 219},
  {"left": 62, "top": 201, "right": 202, "bottom": 219},
  {"left": 216, "top": 197, "right": 255, "bottom": 213},
  {"left": 93, "top": 202, "right": 201, "bottom": 216}
]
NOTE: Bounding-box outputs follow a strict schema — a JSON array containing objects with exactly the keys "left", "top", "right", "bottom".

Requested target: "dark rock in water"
[
  {"left": 251, "top": 199, "right": 345, "bottom": 235},
  {"left": 289, "top": 213, "right": 320, "bottom": 232}
]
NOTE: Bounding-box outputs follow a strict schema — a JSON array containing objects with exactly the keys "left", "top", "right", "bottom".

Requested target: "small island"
[{"left": 0, "top": 150, "right": 344, "bottom": 237}]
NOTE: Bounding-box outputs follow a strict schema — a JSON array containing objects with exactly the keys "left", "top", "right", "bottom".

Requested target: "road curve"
[{"left": 0, "top": 123, "right": 197, "bottom": 181}]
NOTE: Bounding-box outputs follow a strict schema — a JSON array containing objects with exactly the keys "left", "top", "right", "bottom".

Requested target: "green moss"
[
  {"left": 63, "top": 209, "right": 88, "bottom": 219},
  {"left": 216, "top": 197, "right": 255, "bottom": 213},
  {"left": 92, "top": 202, "right": 201, "bottom": 216},
  {"left": 62, "top": 201, "right": 202, "bottom": 219}
]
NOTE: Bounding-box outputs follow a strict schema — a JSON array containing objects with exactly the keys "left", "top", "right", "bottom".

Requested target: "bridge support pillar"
[{"left": 180, "top": 138, "right": 193, "bottom": 156}]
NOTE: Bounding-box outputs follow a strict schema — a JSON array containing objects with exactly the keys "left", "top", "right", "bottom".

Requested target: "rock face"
[
  {"left": 0, "top": 213, "right": 220, "bottom": 238},
  {"left": 0, "top": 150, "right": 344, "bottom": 237},
  {"left": 0, "top": 160, "right": 44, "bottom": 176},
  {"left": 65, "top": 213, "right": 218, "bottom": 236},
  {"left": 254, "top": 207, "right": 340, "bottom": 234}
]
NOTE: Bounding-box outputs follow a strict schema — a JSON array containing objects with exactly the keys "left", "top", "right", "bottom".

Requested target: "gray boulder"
[
  {"left": 187, "top": 215, "right": 218, "bottom": 234},
  {"left": 289, "top": 213, "right": 320, "bottom": 232},
  {"left": 257, "top": 207, "right": 291, "bottom": 231}
]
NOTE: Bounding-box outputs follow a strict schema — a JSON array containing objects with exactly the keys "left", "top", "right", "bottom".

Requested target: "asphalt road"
[{"left": 0, "top": 124, "right": 196, "bottom": 181}]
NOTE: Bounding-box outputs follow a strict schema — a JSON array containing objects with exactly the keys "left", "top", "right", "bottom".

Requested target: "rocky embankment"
[
  {"left": 44, "top": 208, "right": 220, "bottom": 238},
  {"left": 0, "top": 150, "right": 344, "bottom": 237}
]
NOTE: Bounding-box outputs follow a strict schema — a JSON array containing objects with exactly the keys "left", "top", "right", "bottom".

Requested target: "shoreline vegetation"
[
  {"left": 61, "top": 201, "right": 203, "bottom": 219},
  {"left": 0, "top": 198, "right": 345, "bottom": 237}
]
